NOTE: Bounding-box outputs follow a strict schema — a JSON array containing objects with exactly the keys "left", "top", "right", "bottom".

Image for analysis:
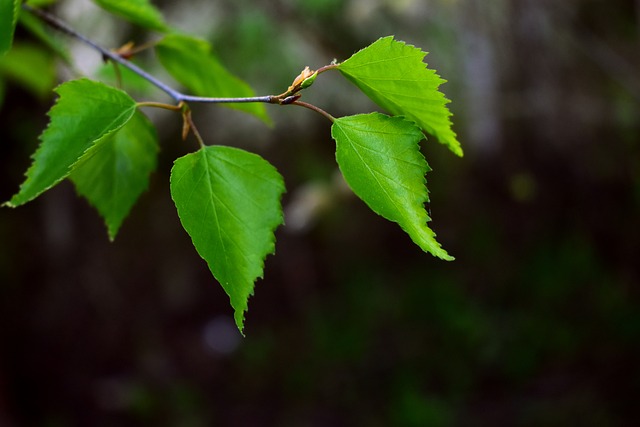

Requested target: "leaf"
[
  {"left": 4, "top": 78, "right": 137, "bottom": 207},
  {"left": 92, "top": 0, "right": 169, "bottom": 32},
  {"left": 170, "top": 145, "right": 285, "bottom": 333},
  {"left": 0, "top": 0, "right": 21, "bottom": 56},
  {"left": 0, "top": 42, "right": 56, "bottom": 100},
  {"left": 70, "top": 110, "right": 159, "bottom": 240},
  {"left": 331, "top": 113, "right": 453, "bottom": 260},
  {"left": 156, "top": 33, "right": 271, "bottom": 125},
  {"left": 338, "top": 36, "right": 462, "bottom": 157}
]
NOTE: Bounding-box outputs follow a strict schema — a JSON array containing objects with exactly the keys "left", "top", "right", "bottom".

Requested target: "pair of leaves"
[
  {"left": 338, "top": 36, "right": 462, "bottom": 158},
  {"left": 4, "top": 79, "right": 158, "bottom": 241},
  {"left": 328, "top": 36, "right": 459, "bottom": 261}
]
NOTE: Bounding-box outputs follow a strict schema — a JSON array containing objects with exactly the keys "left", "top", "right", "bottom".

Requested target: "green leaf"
[
  {"left": 0, "top": 0, "right": 21, "bottom": 56},
  {"left": 92, "top": 0, "right": 169, "bottom": 32},
  {"left": 170, "top": 145, "right": 285, "bottom": 333},
  {"left": 338, "top": 36, "right": 462, "bottom": 157},
  {"left": 156, "top": 33, "right": 271, "bottom": 125},
  {"left": 331, "top": 113, "right": 453, "bottom": 260},
  {"left": 4, "top": 78, "right": 137, "bottom": 207},
  {"left": 70, "top": 111, "right": 159, "bottom": 240},
  {"left": 0, "top": 42, "right": 56, "bottom": 100}
]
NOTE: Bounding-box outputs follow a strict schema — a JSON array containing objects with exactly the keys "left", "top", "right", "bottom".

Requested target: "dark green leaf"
[
  {"left": 70, "top": 111, "right": 159, "bottom": 240},
  {"left": 338, "top": 36, "right": 462, "bottom": 157},
  {"left": 170, "top": 145, "right": 285, "bottom": 332},
  {"left": 332, "top": 113, "right": 453, "bottom": 260},
  {"left": 0, "top": 0, "right": 21, "bottom": 56},
  {"left": 4, "top": 78, "right": 137, "bottom": 207},
  {"left": 92, "top": 0, "right": 169, "bottom": 32},
  {"left": 156, "top": 33, "right": 271, "bottom": 125}
]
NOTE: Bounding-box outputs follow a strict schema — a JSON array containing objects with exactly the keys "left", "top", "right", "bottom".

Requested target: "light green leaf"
[
  {"left": 92, "top": 0, "right": 169, "bottom": 32},
  {"left": 170, "top": 145, "right": 285, "bottom": 333},
  {"left": 4, "top": 78, "right": 137, "bottom": 207},
  {"left": 0, "top": 42, "right": 56, "bottom": 100},
  {"left": 156, "top": 33, "right": 271, "bottom": 125},
  {"left": 70, "top": 110, "right": 159, "bottom": 240},
  {"left": 0, "top": 0, "right": 21, "bottom": 56},
  {"left": 331, "top": 113, "right": 453, "bottom": 260},
  {"left": 338, "top": 36, "right": 462, "bottom": 157}
]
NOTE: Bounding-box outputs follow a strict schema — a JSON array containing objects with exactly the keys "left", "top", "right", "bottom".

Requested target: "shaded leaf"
[
  {"left": 92, "top": 0, "right": 169, "bottom": 32},
  {"left": 332, "top": 113, "right": 453, "bottom": 260},
  {"left": 0, "top": 42, "right": 56, "bottom": 99},
  {"left": 338, "top": 36, "right": 462, "bottom": 157},
  {"left": 4, "top": 78, "right": 137, "bottom": 207},
  {"left": 70, "top": 110, "right": 159, "bottom": 240},
  {"left": 0, "top": 0, "right": 21, "bottom": 56},
  {"left": 170, "top": 145, "right": 285, "bottom": 333},
  {"left": 156, "top": 33, "right": 270, "bottom": 124}
]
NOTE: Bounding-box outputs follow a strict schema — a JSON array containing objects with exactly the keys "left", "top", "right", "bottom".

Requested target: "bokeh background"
[{"left": 1, "top": 0, "right": 639, "bottom": 425}]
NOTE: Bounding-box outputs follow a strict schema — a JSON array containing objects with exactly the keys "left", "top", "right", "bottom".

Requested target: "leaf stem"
[
  {"left": 292, "top": 101, "right": 335, "bottom": 123},
  {"left": 137, "top": 101, "right": 183, "bottom": 111},
  {"left": 183, "top": 108, "right": 206, "bottom": 148},
  {"left": 316, "top": 63, "right": 339, "bottom": 74}
]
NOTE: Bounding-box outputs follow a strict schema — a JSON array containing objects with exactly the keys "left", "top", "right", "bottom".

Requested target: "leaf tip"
[{"left": 234, "top": 311, "right": 247, "bottom": 337}]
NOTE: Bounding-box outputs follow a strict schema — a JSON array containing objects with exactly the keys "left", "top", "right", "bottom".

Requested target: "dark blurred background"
[{"left": 1, "top": 0, "right": 639, "bottom": 426}]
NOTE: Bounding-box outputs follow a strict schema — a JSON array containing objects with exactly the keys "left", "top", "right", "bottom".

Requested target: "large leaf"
[
  {"left": 4, "top": 78, "right": 137, "bottom": 207},
  {"left": 338, "top": 36, "right": 462, "bottom": 157},
  {"left": 92, "top": 0, "right": 169, "bottom": 32},
  {"left": 156, "top": 33, "right": 270, "bottom": 124},
  {"left": 331, "top": 113, "right": 453, "bottom": 260},
  {"left": 70, "top": 110, "right": 159, "bottom": 240},
  {"left": 170, "top": 145, "right": 285, "bottom": 333},
  {"left": 0, "top": 0, "right": 21, "bottom": 56}
]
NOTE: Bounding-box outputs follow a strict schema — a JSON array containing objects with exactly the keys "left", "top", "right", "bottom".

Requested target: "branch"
[{"left": 22, "top": 4, "right": 275, "bottom": 105}]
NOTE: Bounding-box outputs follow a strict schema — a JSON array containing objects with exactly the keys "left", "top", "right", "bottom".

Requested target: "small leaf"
[
  {"left": 332, "top": 113, "right": 453, "bottom": 260},
  {"left": 170, "top": 145, "right": 285, "bottom": 333},
  {"left": 4, "top": 78, "right": 137, "bottom": 207},
  {"left": 156, "top": 33, "right": 270, "bottom": 125},
  {"left": 338, "top": 36, "right": 462, "bottom": 157},
  {"left": 70, "top": 110, "right": 159, "bottom": 240},
  {"left": 92, "top": 0, "right": 170, "bottom": 32},
  {"left": 0, "top": 0, "right": 21, "bottom": 56}
]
